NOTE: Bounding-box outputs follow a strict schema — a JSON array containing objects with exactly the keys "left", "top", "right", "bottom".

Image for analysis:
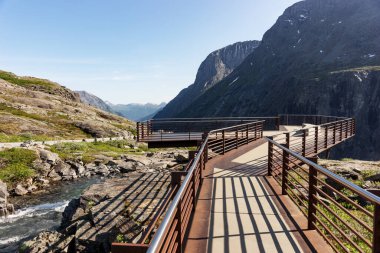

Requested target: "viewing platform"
[{"left": 113, "top": 115, "right": 380, "bottom": 253}]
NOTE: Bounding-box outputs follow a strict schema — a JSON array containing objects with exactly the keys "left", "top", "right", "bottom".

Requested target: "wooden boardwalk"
[{"left": 184, "top": 137, "right": 332, "bottom": 253}]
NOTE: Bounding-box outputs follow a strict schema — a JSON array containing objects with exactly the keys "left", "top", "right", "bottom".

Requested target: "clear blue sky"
[{"left": 0, "top": 0, "right": 299, "bottom": 104}]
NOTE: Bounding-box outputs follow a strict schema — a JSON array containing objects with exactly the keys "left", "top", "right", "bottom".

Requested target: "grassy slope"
[{"left": 0, "top": 70, "right": 135, "bottom": 142}]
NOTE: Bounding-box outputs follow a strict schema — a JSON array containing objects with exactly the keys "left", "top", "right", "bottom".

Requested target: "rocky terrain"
[
  {"left": 161, "top": 0, "right": 380, "bottom": 160},
  {"left": 320, "top": 159, "right": 380, "bottom": 189},
  {"left": 155, "top": 40, "right": 260, "bottom": 118},
  {"left": 0, "top": 70, "right": 134, "bottom": 143},
  {"left": 0, "top": 140, "right": 188, "bottom": 213},
  {"left": 17, "top": 148, "right": 188, "bottom": 252}
]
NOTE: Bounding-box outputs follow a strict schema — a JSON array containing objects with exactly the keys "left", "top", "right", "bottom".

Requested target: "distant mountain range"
[
  {"left": 76, "top": 91, "right": 166, "bottom": 121},
  {"left": 155, "top": 0, "right": 380, "bottom": 160},
  {"left": 110, "top": 102, "right": 167, "bottom": 121}
]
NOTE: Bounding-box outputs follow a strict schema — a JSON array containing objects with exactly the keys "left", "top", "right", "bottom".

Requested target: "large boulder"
[
  {"left": 14, "top": 184, "right": 28, "bottom": 196},
  {"left": 37, "top": 149, "right": 60, "bottom": 165}
]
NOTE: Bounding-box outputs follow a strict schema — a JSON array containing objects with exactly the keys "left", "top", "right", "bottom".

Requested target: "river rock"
[
  {"left": 0, "top": 203, "right": 14, "bottom": 217},
  {"left": 96, "top": 164, "right": 110, "bottom": 176},
  {"left": 48, "top": 169, "right": 62, "bottom": 181},
  {"left": 38, "top": 149, "right": 60, "bottom": 164},
  {"left": 108, "top": 160, "right": 136, "bottom": 173},
  {"left": 174, "top": 153, "right": 188, "bottom": 163},
  {"left": 32, "top": 159, "right": 52, "bottom": 177},
  {"left": 15, "top": 184, "right": 28, "bottom": 196},
  {"left": 36, "top": 177, "right": 50, "bottom": 186},
  {"left": 27, "top": 185, "right": 38, "bottom": 193},
  {"left": 20, "top": 231, "right": 74, "bottom": 253},
  {"left": 0, "top": 180, "right": 9, "bottom": 199}
]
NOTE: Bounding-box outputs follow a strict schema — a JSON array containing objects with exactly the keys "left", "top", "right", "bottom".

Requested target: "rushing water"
[{"left": 0, "top": 177, "right": 102, "bottom": 252}]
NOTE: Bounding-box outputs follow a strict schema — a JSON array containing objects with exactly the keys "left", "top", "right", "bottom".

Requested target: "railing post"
[
  {"left": 222, "top": 130, "right": 225, "bottom": 154},
  {"left": 308, "top": 165, "right": 317, "bottom": 230},
  {"left": 137, "top": 122, "right": 140, "bottom": 142},
  {"left": 276, "top": 116, "right": 280, "bottom": 130},
  {"left": 246, "top": 124, "right": 249, "bottom": 144},
  {"left": 340, "top": 121, "right": 343, "bottom": 141},
  {"left": 282, "top": 148, "right": 289, "bottom": 195},
  {"left": 314, "top": 126, "right": 318, "bottom": 155},
  {"left": 345, "top": 120, "right": 348, "bottom": 139},
  {"left": 302, "top": 129, "right": 306, "bottom": 157},
  {"left": 176, "top": 201, "right": 182, "bottom": 253},
  {"left": 373, "top": 203, "right": 380, "bottom": 253},
  {"left": 325, "top": 126, "right": 328, "bottom": 149},
  {"left": 286, "top": 132, "right": 290, "bottom": 149},
  {"left": 267, "top": 137, "right": 273, "bottom": 176},
  {"left": 333, "top": 123, "right": 336, "bottom": 144},
  {"left": 192, "top": 173, "right": 196, "bottom": 211},
  {"left": 142, "top": 122, "right": 145, "bottom": 140},
  {"left": 236, "top": 129, "right": 239, "bottom": 149}
]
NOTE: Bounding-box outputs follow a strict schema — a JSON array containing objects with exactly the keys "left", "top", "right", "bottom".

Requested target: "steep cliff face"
[
  {"left": 154, "top": 41, "right": 260, "bottom": 118},
  {"left": 174, "top": 0, "right": 380, "bottom": 159},
  {"left": 76, "top": 91, "right": 114, "bottom": 114}
]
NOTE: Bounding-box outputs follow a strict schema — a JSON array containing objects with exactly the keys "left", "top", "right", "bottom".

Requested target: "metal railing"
[
  {"left": 136, "top": 117, "right": 280, "bottom": 142},
  {"left": 267, "top": 118, "right": 380, "bottom": 253},
  {"left": 112, "top": 120, "right": 264, "bottom": 253}
]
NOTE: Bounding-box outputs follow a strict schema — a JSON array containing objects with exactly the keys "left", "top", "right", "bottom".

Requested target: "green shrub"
[
  {"left": 0, "top": 148, "right": 37, "bottom": 165},
  {"left": 0, "top": 148, "right": 37, "bottom": 183},
  {"left": 0, "top": 163, "right": 35, "bottom": 183}
]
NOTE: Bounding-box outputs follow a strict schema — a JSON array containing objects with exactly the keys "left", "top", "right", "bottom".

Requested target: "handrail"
[
  {"left": 208, "top": 120, "right": 265, "bottom": 132},
  {"left": 267, "top": 138, "right": 380, "bottom": 205},
  {"left": 147, "top": 136, "right": 209, "bottom": 253},
  {"left": 151, "top": 117, "right": 279, "bottom": 121},
  {"left": 270, "top": 117, "right": 354, "bottom": 138}
]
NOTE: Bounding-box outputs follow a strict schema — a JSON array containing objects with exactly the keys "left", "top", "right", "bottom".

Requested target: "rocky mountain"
[
  {"left": 155, "top": 40, "right": 260, "bottom": 118},
  {"left": 111, "top": 102, "right": 166, "bottom": 121},
  {"left": 170, "top": 0, "right": 380, "bottom": 160},
  {"left": 76, "top": 91, "right": 114, "bottom": 114},
  {"left": 0, "top": 70, "right": 134, "bottom": 141}
]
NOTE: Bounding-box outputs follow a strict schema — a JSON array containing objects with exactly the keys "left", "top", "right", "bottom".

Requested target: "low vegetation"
[
  {"left": 49, "top": 140, "right": 148, "bottom": 163},
  {"left": 0, "top": 70, "right": 61, "bottom": 92},
  {"left": 0, "top": 148, "right": 37, "bottom": 184}
]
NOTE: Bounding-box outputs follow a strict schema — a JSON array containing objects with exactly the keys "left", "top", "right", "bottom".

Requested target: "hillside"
[
  {"left": 155, "top": 40, "right": 260, "bottom": 118},
  {"left": 173, "top": 0, "right": 380, "bottom": 160},
  {"left": 0, "top": 71, "right": 134, "bottom": 142}
]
